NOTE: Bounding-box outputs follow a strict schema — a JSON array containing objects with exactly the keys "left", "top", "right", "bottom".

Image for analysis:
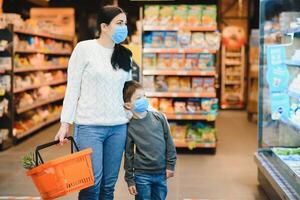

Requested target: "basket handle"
[{"left": 35, "top": 136, "right": 79, "bottom": 166}]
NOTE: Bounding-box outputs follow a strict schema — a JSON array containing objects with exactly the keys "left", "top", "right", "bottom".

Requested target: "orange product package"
[
  {"left": 179, "top": 77, "right": 191, "bottom": 91},
  {"left": 159, "top": 98, "right": 174, "bottom": 113},
  {"left": 166, "top": 76, "right": 180, "bottom": 91},
  {"left": 157, "top": 53, "right": 172, "bottom": 69}
]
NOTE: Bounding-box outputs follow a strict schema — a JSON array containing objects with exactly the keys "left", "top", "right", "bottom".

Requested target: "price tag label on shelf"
[
  {"left": 204, "top": 143, "right": 212, "bottom": 148},
  {"left": 193, "top": 93, "right": 200, "bottom": 97},
  {"left": 180, "top": 71, "right": 188, "bottom": 76},
  {"left": 176, "top": 115, "right": 182, "bottom": 119},
  {"left": 207, "top": 114, "right": 216, "bottom": 121},
  {"left": 172, "top": 93, "right": 178, "bottom": 97}
]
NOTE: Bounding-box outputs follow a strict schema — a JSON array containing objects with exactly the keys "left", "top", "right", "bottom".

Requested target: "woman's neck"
[{"left": 97, "top": 34, "right": 115, "bottom": 49}]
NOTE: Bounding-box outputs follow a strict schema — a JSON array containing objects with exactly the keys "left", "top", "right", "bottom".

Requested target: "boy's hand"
[
  {"left": 128, "top": 186, "right": 138, "bottom": 195},
  {"left": 166, "top": 169, "right": 174, "bottom": 179}
]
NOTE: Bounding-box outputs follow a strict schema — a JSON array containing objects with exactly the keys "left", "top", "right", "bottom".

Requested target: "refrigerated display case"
[{"left": 255, "top": 1, "right": 300, "bottom": 199}]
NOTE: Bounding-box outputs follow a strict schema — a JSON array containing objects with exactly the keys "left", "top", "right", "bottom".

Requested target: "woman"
[{"left": 55, "top": 5, "right": 132, "bottom": 200}]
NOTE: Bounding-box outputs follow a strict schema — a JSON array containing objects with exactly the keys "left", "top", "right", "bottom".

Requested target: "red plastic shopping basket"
[{"left": 26, "top": 136, "right": 94, "bottom": 200}]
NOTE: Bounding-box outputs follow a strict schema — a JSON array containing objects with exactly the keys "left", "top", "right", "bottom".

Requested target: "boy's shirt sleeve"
[
  {"left": 160, "top": 113, "right": 177, "bottom": 171},
  {"left": 124, "top": 129, "right": 135, "bottom": 187}
]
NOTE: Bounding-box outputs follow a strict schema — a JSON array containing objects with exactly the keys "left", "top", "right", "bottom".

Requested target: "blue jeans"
[
  {"left": 134, "top": 172, "right": 168, "bottom": 200},
  {"left": 74, "top": 124, "right": 127, "bottom": 200}
]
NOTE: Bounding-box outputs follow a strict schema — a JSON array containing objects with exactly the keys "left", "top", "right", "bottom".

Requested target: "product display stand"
[
  {"left": 0, "top": 24, "right": 73, "bottom": 149},
  {"left": 141, "top": 4, "right": 220, "bottom": 152},
  {"left": 0, "top": 25, "right": 14, "bottom": 150},
  {"left": 221, "top": 46, "right": 245, "bottom": 109}
]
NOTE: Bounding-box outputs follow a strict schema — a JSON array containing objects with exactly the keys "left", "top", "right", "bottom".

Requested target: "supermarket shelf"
[
  {"left": 14, "top": 79, "right": 67, "bottom": 93},
  {"left": 226, "top": 72, "right": 242, "bottom": 76},
  {"left": 143, "top": 25, "right": 217, "bottom": 32},
  {"left": 14, "top": 66, "right": 68, "bottom": 73},
  {"left": 15, "top": 115, "right": 61, "bottom": 139},
  {"left": 225, "top": 81, "right": 241, "bottom": 85},
  {"left": 16, "top": 94, "right": 64, "bottom": 114},
  {"left": 166, "top": 113, "right": 216, "bottom": 121},
  {"left": 15, "top": 49, "right": 72, "bottom": 55},
  {"left": 226, "top": 52, "right": 241, "bottom": 57},
  {"left": 225, "top": 62, "right": 242, "bottom": 65},
  {"left": 281, "top": 118, "right": 300, "bottom": 132},
  {"left": 14, "top": 28, "right": 73, "bottom": 42},
  {"left": 143, "top": 69, "right": 216, "bottom": 76},
  {"left": 143, "top": 48, "right": 217, "bottom": 54},
  {"left": 175, "top": 141, "right": 216, "bottom": 148},
  {"left": 146, "top": 91, "right": 216, "bottom": 98},
  {"left": 221, "top": 104, "right": 244, "bottom": 109},
  {"left": 289, "top": 90, "right": 300, "bottom": 99},
  {"left": 285, "top": 60, "right": 300, "bottom": 67}
]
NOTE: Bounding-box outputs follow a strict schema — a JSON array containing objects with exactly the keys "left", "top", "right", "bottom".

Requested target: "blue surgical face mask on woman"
[
  {"left": 133, "top": 97, "right": 149, "bottom": 113},
  {"left": 111, "top": 25, "right": 128, "bottom": 44}
]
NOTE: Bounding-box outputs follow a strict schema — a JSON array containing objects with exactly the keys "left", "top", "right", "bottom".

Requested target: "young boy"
[{"left": 123, "top": 80, "right": 177, "bottom": 200}]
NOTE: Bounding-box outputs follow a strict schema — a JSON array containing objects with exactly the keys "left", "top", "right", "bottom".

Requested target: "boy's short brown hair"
[{"left": 123, "top": 80, "right": 143, "bottom": 103}]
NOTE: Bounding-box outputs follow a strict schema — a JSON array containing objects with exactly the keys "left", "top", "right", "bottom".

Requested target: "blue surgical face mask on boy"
[
  {"left": 134, "top": 97, "right": 149, "bottom": 113},
  {"left": 111, "top": 25, "right": 128, "bottom": 44}
]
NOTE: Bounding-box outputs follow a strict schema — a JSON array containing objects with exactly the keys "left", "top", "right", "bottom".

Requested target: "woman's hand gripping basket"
[{"left": 25, "top": 136, "right": 94, "bottom": 199}]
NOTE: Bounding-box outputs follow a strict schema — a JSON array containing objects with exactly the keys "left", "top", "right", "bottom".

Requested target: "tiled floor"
[{"left": 0, "top": 111, "right": 269, "bottom": 200}]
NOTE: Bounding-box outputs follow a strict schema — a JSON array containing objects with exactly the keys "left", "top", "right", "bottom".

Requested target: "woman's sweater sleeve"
[{"left": 60, "top": 43, "right": 86, "bottom": 124}]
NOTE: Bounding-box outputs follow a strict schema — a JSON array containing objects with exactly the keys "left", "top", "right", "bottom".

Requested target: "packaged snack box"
[
  {"left": 143, "top": 53, "right": 157, "bottom": 69},
  {"left": 157, "top": 53, "right": 172, "bottom": 69},
  {"left": 152, "top": 31, "right": 165, "bottom": 48},
  {"left": 174, "top": 101, "right": 187, "bottom": 114},
  {"left": 143, "top": 76, "right": 155, "bottom": 91},
  {"left": 172, "top": 54, "right": 185, "bottom": 69},
  {"left": 203, "top": 78, "right": 215, "bottom": 93},
  {"left": 198, "top": 54, "right": 215, "bottom": 70},
  {"left": 155, "top": 75, "right": 168, "bottom": 91},
  {"left": 180, "top": 77, "right": 191, "bottom": 91},
  {"left": 167, "top": 77, "right": 180, "bottom": 91},
  {"left": 159, "top": 5, "right": 174, "bottom": 26},
  {"left": 173, "top": 5, "right": 188, "bottom": 26},
  {"left": 165, "top": 32, "right": 177, "bottom": 48},
  {"left": 191, "top": 32, "right": 206, "bottom": 49},
  {"left": 205, "top": 32, "right": 221, "bottom": 50},
  {"left": 144, "top": 5, "right": 160, "bottom": 25},
  {"left": 192, "top": 77, "right": 204, "bottom": 92},
  {"left": 201, "top": 98, "right": 213, "bottom": 111},
  {"left": 187, "top": 5, "right": 202, "bottom": 26},
  {"left": 148, "top": 98, "right": 159, "bottom": 110},
  {"left": 159, "top": 98, "right": 174, "bottom": 113},
  {"left": 170, "top": 123, "right": 187, "bottom": 143},
  {"left": 185, "top": 54, "right": 199, "bottom": 69},
  {"left": 178, "top": 31, "right": 191, "bottom": 48},
  {"left": 143, "top": 32, "right": 152, "bottom": 48},
  {"left": 202, "top": 5, "right": 217, "bottom": 26}
]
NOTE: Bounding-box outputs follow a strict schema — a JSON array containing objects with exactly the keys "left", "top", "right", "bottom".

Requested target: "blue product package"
[
  {"left": 185, "top": 53, "right": 199, "bottom": 69},
  {"left": 152, "top": 32, "right": 165, "bottom": 48},
  {"left": 199, "top": 54, "right": 215, "bottom": 69},
  {"left": 143, "top": 33, "right": 152, "bottom": 48}
]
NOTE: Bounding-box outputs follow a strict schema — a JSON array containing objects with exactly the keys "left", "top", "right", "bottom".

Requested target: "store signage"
[{"left": 266, "top": 45, "right": 290, "bottom": 120}]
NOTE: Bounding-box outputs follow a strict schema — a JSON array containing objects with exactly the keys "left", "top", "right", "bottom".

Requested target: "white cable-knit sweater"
[{"left": 60, "top": 39, "right": 132, "bottom": 125}]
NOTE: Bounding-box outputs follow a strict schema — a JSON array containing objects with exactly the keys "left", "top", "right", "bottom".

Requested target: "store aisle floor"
[{"left": 0, "top": 111, "right": 268, "bottom": 200}]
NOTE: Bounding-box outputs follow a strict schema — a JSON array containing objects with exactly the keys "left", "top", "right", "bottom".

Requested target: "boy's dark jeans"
[{"left": 134, "top": 172, "right": 168, "bottom": 200}]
